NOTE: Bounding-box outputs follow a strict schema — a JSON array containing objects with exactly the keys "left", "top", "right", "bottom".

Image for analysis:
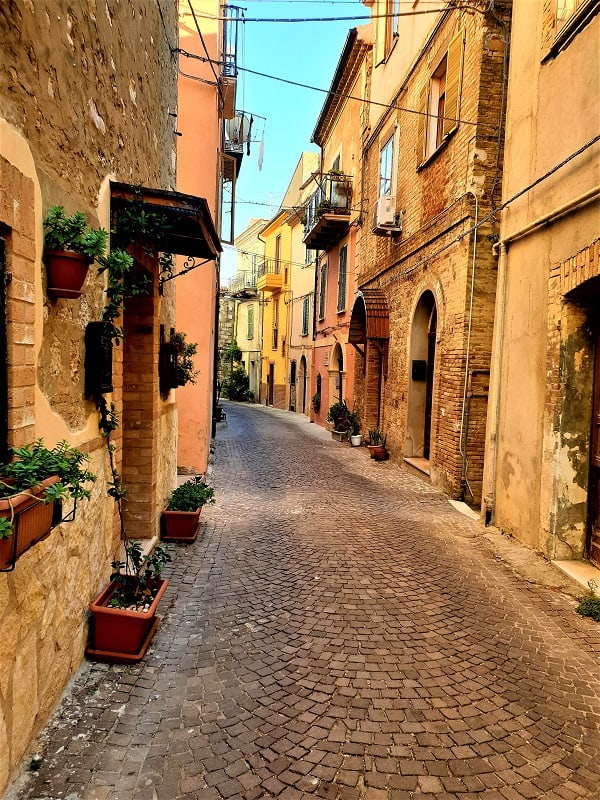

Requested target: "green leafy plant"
[
  {"left": 0, "top": 439, "right": 96, "bottom": 540},
  {"left": 43, "top": 206, "right": 108, "bottom": 258},
  {"left": 327, "top": 399, "right": 358, "bottom": 432},
  {"left": 368, "top": 428, "right": 386, "bottom": 447},
  {"left": 312, "top": 392, "right": 321, "bottom": 413},
  {"left": 166, "top": 477, "right": 215, "bottom": 512},
  {"left": 171, "top": 331, "right": 199, "bottom": 386},
  {"left": 576, "top": 580, "right": 600, "bottom": 622},
  {"left": 96, "top": 248, "right": 148, "bottom": 343},
  {"left": 221, "top": 365, "right": 249, "bottom": 401},
  {"left": 223, "top": 339, "right": 243, "bottom": 367},
  {"left": 108, "top": 541, "right": 171, "bottom": 609}
]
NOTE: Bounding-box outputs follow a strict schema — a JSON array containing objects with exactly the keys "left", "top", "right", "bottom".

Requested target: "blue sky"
[{"left": 221, "top": 0, "right": 366, "bottom": 278}]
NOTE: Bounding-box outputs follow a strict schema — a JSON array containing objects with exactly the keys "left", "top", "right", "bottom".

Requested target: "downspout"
[
  {"left": 459, "top": 191, "right": 478, "bottom": 500},
  {"left": 484, "top": 241, "right": 507, "bottom": 523}
]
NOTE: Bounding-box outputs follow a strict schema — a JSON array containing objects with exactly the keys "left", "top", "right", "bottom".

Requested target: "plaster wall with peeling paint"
[{"left": 484, "top": 1, "right": 600, "bottom": 565}]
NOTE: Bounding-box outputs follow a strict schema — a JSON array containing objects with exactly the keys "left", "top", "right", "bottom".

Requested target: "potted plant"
[
  {"left": 161, "top": 477, "right": 215, "bottom": 542},
  {"left": 0, "top": 439, "right": 96, "bottom": 570},
  {"left": 43, "top": 205, "right": 108, "bottom": 298},
  {"left": 367, "top": 428, "right": 388, "bottom": 460},
  {"left": 312, "top": 392, "right": 321, "bottom": 414},
  {"left": 86, "top": 541, "right": 171, "bottom": 663},
  {"left": 348, "top": 419, "right": 362, "bottom": 447}
]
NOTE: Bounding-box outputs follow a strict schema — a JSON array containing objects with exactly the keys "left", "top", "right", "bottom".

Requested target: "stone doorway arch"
[{"left": 406, "top": 290, "right": 437, "bottom": 460}]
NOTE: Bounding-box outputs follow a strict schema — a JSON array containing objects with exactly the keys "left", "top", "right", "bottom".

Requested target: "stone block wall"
[{"left": 0, "top": 0, "right": 179, "bottom": 791}]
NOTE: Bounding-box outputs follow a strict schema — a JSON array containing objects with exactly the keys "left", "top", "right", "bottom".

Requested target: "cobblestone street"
[{"left": 7, "top": 402, "right": 600, "bottom": 800}]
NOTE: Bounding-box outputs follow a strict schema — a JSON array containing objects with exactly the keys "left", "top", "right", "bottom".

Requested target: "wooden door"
[{"left": 423, "top": 307, "right": 437, "bottom": 459}]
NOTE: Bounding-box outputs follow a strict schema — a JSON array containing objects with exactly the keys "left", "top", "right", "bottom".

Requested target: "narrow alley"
[{"left": 8, "top": 402, "right": 600, "bottom": 800}]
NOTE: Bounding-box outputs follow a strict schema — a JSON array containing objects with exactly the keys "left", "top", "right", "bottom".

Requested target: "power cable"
[
  {"left": 186, "top": 0, "right": 225, "bottom": 110},
  {"left": 177, "top": 48, "right": 479, "bottom": 127}
]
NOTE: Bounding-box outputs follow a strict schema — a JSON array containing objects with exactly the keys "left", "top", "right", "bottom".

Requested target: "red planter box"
[
  {"left": 86, "top": 578, "right": 168, "bottom": 663},
  {"left": 161, "top": 507, "right": 201, "bottom": 541},
  {"left": 0, "top": 476, "right": 59, "bottom": 570}
]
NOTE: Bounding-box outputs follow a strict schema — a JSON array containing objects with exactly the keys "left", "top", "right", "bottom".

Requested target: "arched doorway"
[
  {"left": 298, "top": 355, "right": 307, "bottom": 414},
  {"left": 406, "top": 291, "right": 437, "bottom": 459}
]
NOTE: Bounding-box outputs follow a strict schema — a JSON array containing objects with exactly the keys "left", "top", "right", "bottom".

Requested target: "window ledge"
[
  {"left": 543, "top": 0, "right": 600, "bottom": 61},
  {"left": 416, "top": 132, "right": 452, "bottom": 172}
]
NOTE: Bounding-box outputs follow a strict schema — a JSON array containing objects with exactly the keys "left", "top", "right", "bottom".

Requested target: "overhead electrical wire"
[
  {"left": 177, "top": 47, "right": 478, "bottom": 127},
  {"left": 190, "top": 4, "right": 487, "bottom": 23}
]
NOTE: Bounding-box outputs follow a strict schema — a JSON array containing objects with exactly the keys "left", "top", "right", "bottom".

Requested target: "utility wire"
[
  {"left": 380, "top": 133, "right": 600, "bottom": 284},
  {"left": 186, "top": 0, "right": 225, "bottom": 109},
  {"left": 190, "top": 4, "right": 486, "bottom": 23},
  {"left": 177, "top": 48, "right": 478, "bottom": 127}
]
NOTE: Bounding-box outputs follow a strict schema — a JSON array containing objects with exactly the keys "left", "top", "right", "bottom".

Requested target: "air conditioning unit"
[{"left": 372, "top": 195, "right": 402, "bottom": 234}]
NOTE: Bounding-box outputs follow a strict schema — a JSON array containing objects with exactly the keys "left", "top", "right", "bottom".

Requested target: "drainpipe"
[
  {"left": 483, "top": 241, "right": 508, "bottom": 523},
  {"left": 459, "top": 191, "right": 478, "bottom": 500}
]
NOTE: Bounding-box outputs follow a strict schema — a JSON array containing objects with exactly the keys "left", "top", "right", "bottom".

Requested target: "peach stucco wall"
[{"left": 176, "top": 19, "right": 220, "bottom": 473}]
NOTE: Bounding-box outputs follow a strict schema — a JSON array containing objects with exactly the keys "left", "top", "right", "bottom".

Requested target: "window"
[
  {"left": 319, "top": 263, "right": 327, "bottom": 320},
  {"left": 544, "top": 0, "right": 599, "bottom": 55},
  {"left": 272, "top": 297, "right": 279, "bottom": 350},
  {"left": 379, "top": 134, "right": 394, "bottom": 197},
  {"left": 385, "top": 0, "right": 400, "bottom": 55},
  {"left": 337, "top": 245, "right": 348, "bottom": 312},
  {"left": 275, "top": 234, "right": 281, "bottom": 274},
  {"left": 302, "top": 296, "right": 310, "bottom": 336},
  {"left": 247, "top": 305, "right": 254, "bottom": 340},
  {"left": 305, "top": 248, "right": 316, "bottom": 265},
  {"left": 418, "top": 30, "right": 464, "bottom": 164}
]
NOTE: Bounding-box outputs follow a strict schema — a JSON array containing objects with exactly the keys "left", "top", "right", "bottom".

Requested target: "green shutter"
[{"left": 443, "top": 29, "right": 464, "bottom": 138}]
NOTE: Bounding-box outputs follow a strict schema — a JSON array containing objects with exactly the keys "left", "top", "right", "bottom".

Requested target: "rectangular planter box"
[
  {"left": 161, "top": 507, "right": 201, "bottom": 541},
  {"left": 86, "top": 578, "right": 168, "bottom": 662},
  {"left": 0, "top": 476, "right": 59, "bottom": 570}
]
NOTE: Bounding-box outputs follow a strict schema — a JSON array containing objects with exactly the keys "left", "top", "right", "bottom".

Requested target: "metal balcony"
[
  {"left": 229, "top": 269, "right": 257, "bottom": 297},
  {"left": 256, "top": 258, "right": 283, "bottom": 293},
  {"left": 303, "top": 172, "right": 353, "bottom": 251}
]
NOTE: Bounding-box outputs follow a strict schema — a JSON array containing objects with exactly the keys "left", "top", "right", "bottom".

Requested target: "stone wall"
[{"left": 0, "top": 0, "right": 179, "bottom": 790}]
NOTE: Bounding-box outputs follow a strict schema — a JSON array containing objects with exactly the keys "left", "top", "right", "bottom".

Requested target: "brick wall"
[{"left": 356, "top": 3, "right": 511, "bottom": 505}]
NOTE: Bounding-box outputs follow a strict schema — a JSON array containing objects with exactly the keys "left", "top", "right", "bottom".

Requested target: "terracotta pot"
[
  {"left": 86, "top": 578, "right": 168, "bottom": 663},
  {"left": 367, "top": 445, "right": 387, "bottom": 461},
  {"left": 45, "top": 250, "right": 91, "bottom": 298},
  {"left": 0, "top": 476, "right": 60, "bottom": 570},
  {"left": 161, "top": 507, "right": 201, "bottom": 541}
]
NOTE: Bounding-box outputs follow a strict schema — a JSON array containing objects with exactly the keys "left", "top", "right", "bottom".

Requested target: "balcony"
[
  {"left": 228, "top": 269, "right": 257, "bottom": 297},
  {"left": 256, "top": 258, "right": 283, "bottom": 293},
  {"left": 303, "top": 172, "right": 353, "bottom": 251}
]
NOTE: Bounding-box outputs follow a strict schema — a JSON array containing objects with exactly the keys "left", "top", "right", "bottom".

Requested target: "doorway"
[
  {"left": 406, "top": 291, "right": 437, "bottom": 459},
  {"left": 289, "top": 360, "right": 297, "bottom": 411},
  {"left": 588, "top": 331, "right": 600, "bottom": 567},
  {"left": 268, "top": 363, "right": 274, "bottom": 405},
  {"left": 299, "top": 355, "right": 307, "bottom": 414}
]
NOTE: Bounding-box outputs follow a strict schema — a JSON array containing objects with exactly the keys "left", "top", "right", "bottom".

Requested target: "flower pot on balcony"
[
  {"left": 161, "top": 507, "right": 202, "bottom": 542},
  {"left": 45, "top": 250, "right": 92, "bottom": 298},
  {"left": 86, "top": 578, "right": 168, "bottom": 663},
  {"left": 0, "top": 476, "right": 60, "bottom": 570}
]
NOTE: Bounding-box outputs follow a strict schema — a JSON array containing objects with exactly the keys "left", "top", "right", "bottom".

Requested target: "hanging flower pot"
[
  {"left": 0, "top": 477, "right": 60, "bottom": 570},
  {"left": 45, "top": 250, "right": 92, "bottom": 298}
]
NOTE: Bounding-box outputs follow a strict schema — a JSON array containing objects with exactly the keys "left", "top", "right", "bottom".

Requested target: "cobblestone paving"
[{"left": 8, "top": 402, "right": 600, "bottom": 800}]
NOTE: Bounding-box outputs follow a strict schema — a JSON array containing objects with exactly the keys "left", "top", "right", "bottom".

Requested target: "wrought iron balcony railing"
[
  {"left": 228, "top": 269, "right": 257, "bottom": 296},
  {"left": 303, "top": 172, "right": 353, "bottom": 251}
]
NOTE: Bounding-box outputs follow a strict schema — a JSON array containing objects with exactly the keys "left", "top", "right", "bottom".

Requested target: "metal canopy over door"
[{"left": 588, "top": 331, "right": 600, "bottom": 567}]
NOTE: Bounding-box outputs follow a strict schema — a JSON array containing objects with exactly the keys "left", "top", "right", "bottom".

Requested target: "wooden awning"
[
  {"left": 110, "top": 182, "right": 222, "bottom": 259},
  {"left": 349, "top": 289, "right": 390, "bottom": 344}
]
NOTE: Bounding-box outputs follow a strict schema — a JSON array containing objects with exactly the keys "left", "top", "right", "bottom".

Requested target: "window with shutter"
[
  {"left": 379, "top": 134, "right": 395, "bottom": 197},
  {"left": 337, "top": 245, "right": 348, "bottom": 312},
  {"left": 319, "top": 263, "right": 327, "bottom": 320},
  {"left": 247, "top": 305, "right": 254, "bottom": 340},
  {"left": 302, "top": 296, "right": 310, "bottom": 336},
  {"left": 418, "top": 29, "right": 464, "bottom": 165}
]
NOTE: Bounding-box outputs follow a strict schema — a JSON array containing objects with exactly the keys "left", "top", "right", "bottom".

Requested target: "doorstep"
[
  {"left": 552, "top": 560, "right": 600, "bottom": 595},
  {"left": 403, "top": 457, "right": 430, "bottom": 476}
]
